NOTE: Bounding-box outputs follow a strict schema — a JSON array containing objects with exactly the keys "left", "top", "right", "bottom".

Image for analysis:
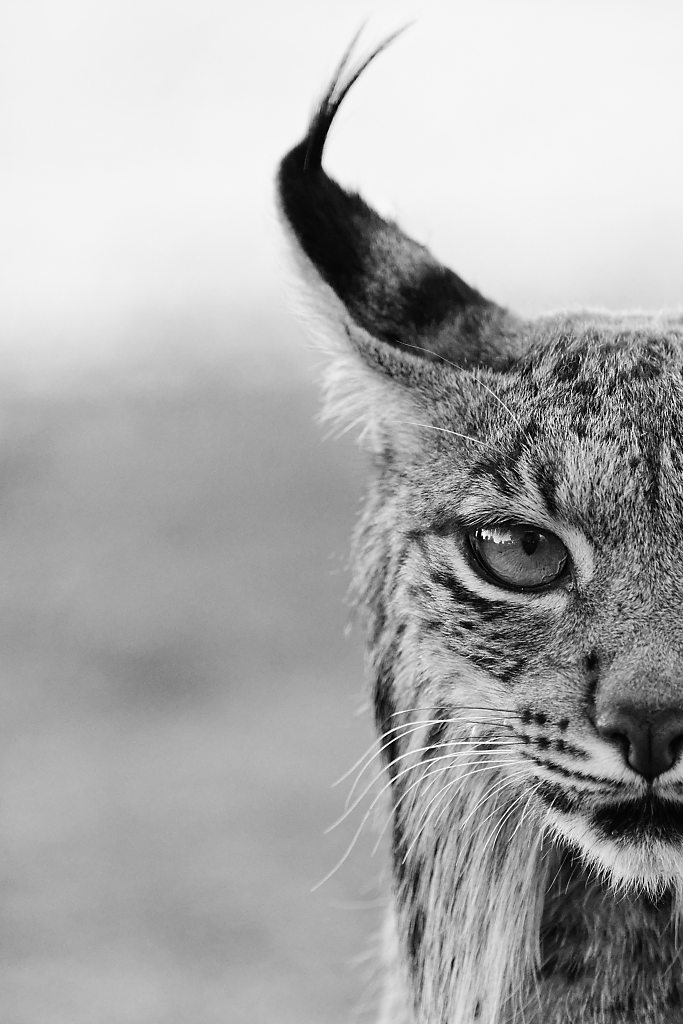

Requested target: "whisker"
[
  {"left": 401, "top": 421, "right": 503, "bottom": 455},
  {"left": 317, "top": 746, "right": 527, "bottom": 891},
  {"left": 400, "top": 770, "right": 523, "bottom": 867},
  {"left": 345, "top": 735, "right": 527, "bottom": 812},
  {"left": 399, "top": 759, "right": 524, "bottom": 865},
  {"left": 450, "top": 770, "right": 529, "bottom": 835},
  {"left": 546, "top": 851, "right": 567, "bottom": 896},
  {"left": 389, "top": 755, "right": 519, "bottom": 849},
  {"left": 388, "top": 715, "right": 519, "bottom": 737},
  {"left": 389, "top": 706, "right": 520, "bottom": 718},
  {"left": 402, "top": 777, "right": 466, "bottom": 860},
  {"left": 380, "top": 757, "right": 465, "bottom": 840},
  {"left": 467, "top": 368, "right": 533, "bottom": 448},
  {"left": 334, "top": 719, "right": 446, "bottom": 790},
  {"left": 507, "top": 787, "right": 540, "bottom": 844},
  {"left": 314, "top": 753, "right": 463, "bottom": 892},
  {"left": 371, "top": 749, "right": 525, "bottom": 856},
  {"left": 330, "top": 745, "right": 525, "bottom": 834},
  {"left": 334, "top": 743, "right": 461, "bottom": 828},
  {"left": 339, "top": 718, "right": 499, "bottom": 805},
  {"left": 459, "top": 779, "right": 512, "bottom": 832},
  {"left": 389, "top": 765, "right": 464, "bottom": 860},
  {"left": 462, "top": 788, "right": 530, "bottom": 865},
  {"left": 411, "top": 769, "right": 529, "bottom": 859},
  {"left": 391, "top": 340, "right": 533, "bottom": 448},
  {"left": 479, "top": 792, "right": 527, "bottom": 856}
]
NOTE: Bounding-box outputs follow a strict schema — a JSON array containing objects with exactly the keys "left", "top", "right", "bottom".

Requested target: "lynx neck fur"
[{"left": 278, "top": 33, "right": 683, "bottom": 1024}]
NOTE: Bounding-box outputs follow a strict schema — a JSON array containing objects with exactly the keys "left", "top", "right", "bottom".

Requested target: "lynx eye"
[{"left": 469, "top": 525, "right": 569, "bottom": 590}]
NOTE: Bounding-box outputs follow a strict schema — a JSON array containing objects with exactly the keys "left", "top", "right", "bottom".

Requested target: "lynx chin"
[{"left": 277, "top": 33, "right": 683, "bottom": 1024}]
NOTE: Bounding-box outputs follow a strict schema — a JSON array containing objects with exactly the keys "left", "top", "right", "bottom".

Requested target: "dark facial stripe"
[
  {"left": 534, "top": 461, "right": 559, "bottom": 519},
  {"left": 374, "top": 651, "right": 399, "bottom": 779},
  {"left": 496, "top": 658, "right": 527, "bottom": 685},
  {"left": 373, "top": 620, "right": 408, "bottom": 780},
  {"left": 642, "top": 437, "right": 662, "bottom": 513},
  {"left": 536, "top": 780, "right": 582, "bottom": 816},
  {"left": 429, "top": 567, "right": 507, "bottom": 620},
  {"left": 407, "top": 904, "right": 425, "bottom": 968},
  {"left": 517, "top": 733, "right": 588, "bottom": 762},
  {"left": 521, "top": 750, "right": 601, "bottom": 783},
  {"left": 423, "top": 717, "right": 448, "bottom": 759},
  {"left": 468, "top": 459, "right": 517, "bottom": 499},
  {"left": 392, "top": 845, "right": 427, "bottom": 1003}
]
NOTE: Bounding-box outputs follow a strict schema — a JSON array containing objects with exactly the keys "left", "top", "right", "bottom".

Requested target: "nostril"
[
  {"left": 595, "top": 706, "right": 683, "bottom": 781},
  {"left": 596, "top": 718, "right": 644, "bottom": 775},
  {"left": 598, "top": 726, "right": 630, "bottom": 760}
]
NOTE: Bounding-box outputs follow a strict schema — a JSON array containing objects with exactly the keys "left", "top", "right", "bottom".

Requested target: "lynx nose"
[{"left": 596, "top": 706, "right": 683, "bottom": 781}]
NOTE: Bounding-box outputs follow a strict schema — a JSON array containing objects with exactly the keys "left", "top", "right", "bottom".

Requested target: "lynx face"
[
  {"left": 396, "top": 321, "right": 683, "bottom": 892},
  {"left": 278, "top": 34, "right": 683, "bottom": 906}
]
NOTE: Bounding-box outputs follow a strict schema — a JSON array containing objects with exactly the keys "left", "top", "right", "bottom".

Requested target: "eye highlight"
[{"left": 468, "top": 525, "right": 569, "bottom": 590}]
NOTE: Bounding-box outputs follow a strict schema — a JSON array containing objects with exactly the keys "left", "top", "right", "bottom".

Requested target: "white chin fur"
[{"left": 547, "top": 810, "right": 683, "bottom": 895}]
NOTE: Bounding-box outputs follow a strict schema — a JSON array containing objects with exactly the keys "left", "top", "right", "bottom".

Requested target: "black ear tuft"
[
  {"left": 297, "top": 27, "right": 407, "bottom": 175},
  {"left": 277, "top": 29, "right": 503, "bottom": 365}
]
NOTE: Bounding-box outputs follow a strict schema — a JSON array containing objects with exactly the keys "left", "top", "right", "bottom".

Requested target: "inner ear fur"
[{"left": 277, "top": 32, "right": 524, "bottom": 379}]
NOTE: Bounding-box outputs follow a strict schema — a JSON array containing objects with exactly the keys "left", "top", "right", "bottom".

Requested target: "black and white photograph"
[{"left": 5, "top": 2, "right": 683, "bottom": 1022}]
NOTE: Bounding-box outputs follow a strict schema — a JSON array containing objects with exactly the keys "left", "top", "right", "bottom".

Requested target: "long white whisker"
[
  {"left": 369, "top": 749, "right": 524, "bottom": 857},
  {"left": 441, "top": 770, "right": 530, "bottom": 837},
  {"left": 508, "top": 786, "right": 540, "bottom": 844},
  {"left": 409, "top": 768, "right": 529, "bottom": 860},
  {"left": 379, "top": 757, "right": 465, "bottom": 848},
  {"left": 468, "top": 368, "right": 533, "bottom": 447},
  {"left": 331, "top": 745, "right": 524, "bottom": 834},
  {"left": 333, "top": 744, "right": 460, "bottom": 829},
  {"left": 399, "top": 759, "right": 524, "bottom": 865},
  {"left": 392, "top": 340, "right": 533, "bottom": 447},
  {"left": 401, "top": 421, "right": 504, "bottom": 455},
  {"left": 316, "top": 749, "right": 526, "bottom": 892},
  {"left": 380, "top": 755, "right": 520, "bottom": 860},
  {"left": 479, "top": 791, "right": 529, "bottom": 856},
  {"left": 458, "top": 769, "right": 530, "bottom": 832},
  {"left": 338, "top": 708, "right": 521, "bottom": 794},
  {"left": 338, "top": 724, "right": 472, "bottom": 812},
  {"left": 476, "top": 789, "right": 524, "bottom": 845},
  {"left": 314, "top": 754, "right": 463, "bottom": 892},
  {"left": 402, "top": 778, "right": 465, "bottom": 862},
  {"left": 336, "top": 720, "right": 447, "bottom": 792},
  {"left": 389, "top": 706, "right": 519, "bottom": 718},
  {"left": 344, "top": 735, "right": 527, "bottom": 813},
  {"left": 334, "top": 712, "right": 505, "bottom": 793}
]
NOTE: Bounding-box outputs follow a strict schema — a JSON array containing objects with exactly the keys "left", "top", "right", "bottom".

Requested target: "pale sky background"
[{"left": 4, "top": 0, "right": 683, "bottom": 379}]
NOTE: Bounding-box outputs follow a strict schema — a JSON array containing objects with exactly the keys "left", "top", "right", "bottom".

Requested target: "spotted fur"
[{"left": 278, "top": 35, "right": 683, "bottom": 1024}]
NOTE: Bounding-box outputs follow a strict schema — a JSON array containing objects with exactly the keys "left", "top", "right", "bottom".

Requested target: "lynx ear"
[{"left": 277, "top": 33, "right": 520, "bottom": 380}]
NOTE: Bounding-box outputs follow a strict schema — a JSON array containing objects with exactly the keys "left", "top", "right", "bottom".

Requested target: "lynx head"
[{"left": 278, "top": 32, "right": 683, "bottom": 1021}]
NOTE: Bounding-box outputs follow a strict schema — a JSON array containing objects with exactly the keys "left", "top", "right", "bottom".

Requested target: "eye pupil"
[{"left": 521, "top": 531, "right": 539, "bottom": 556}]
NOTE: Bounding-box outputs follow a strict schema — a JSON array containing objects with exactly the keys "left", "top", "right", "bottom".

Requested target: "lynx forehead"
[{"left": 278, "top": 33, "right": 683, "bottom": 1024}]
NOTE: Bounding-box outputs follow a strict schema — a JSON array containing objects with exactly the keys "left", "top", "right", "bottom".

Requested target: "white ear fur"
[{"left": 281, "top": 226, "right": 428, "bottom": 454}]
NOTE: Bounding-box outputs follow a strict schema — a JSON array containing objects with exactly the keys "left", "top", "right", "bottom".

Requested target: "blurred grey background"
[{"left": 3, "top": 1, "right": 683, "bottom": 1021}]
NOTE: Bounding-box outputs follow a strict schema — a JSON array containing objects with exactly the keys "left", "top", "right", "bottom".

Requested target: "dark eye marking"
[{"left": 468, "top": 524, "right": 570, "bottom": 592}]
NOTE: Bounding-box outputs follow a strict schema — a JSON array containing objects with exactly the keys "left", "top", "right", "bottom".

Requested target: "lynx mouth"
[{"left": 591, "top": 796, "right": 683, "bottom": 843}]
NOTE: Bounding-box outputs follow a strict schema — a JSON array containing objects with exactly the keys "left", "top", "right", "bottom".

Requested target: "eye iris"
[{"left": 471, "top": 526, "right": 567, "bottom": 589}]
